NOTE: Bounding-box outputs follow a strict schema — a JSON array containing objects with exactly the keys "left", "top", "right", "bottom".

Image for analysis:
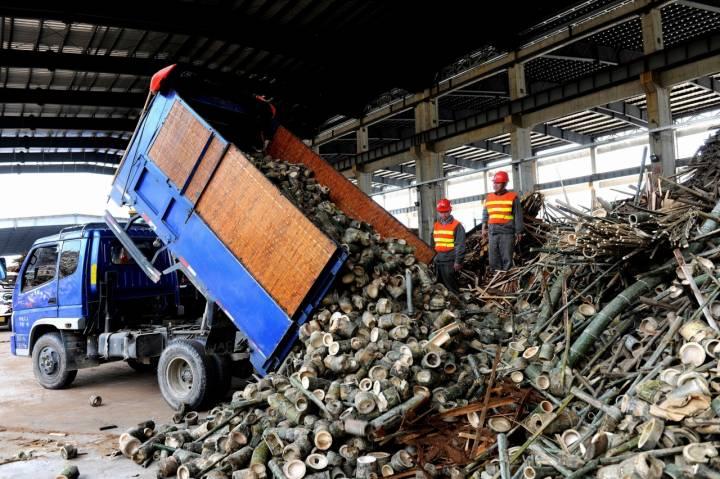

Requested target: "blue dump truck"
[{"left": 10, "top": 66, "right": 434, "bottom": 409}]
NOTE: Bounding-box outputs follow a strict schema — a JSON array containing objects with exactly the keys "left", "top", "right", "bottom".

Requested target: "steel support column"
[
  {"left": 353, "top": 127, "right": 373, "bottom": 194},
  {"left": 508, "top": 64, "right": 535, "bottom": 193},
  {"left": 414, "top": 99, "right": 444, "bottom": 243},
  {"left": 642, "top": 9, "right": 676, "bottom": 176},
  {"left": 589, "top": 146, "right": 597, "bottom": 208}
]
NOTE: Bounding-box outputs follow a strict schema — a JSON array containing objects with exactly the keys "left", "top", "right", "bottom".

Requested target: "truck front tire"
[
  {"left": 157, "top": 339, "right": 211, "bottom": 410},
  {"left": 32, "top": 332, "right": 78, "bottom": 389}
]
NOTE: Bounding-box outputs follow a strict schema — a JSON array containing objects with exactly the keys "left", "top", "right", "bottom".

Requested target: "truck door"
[
  {"left": 57, "top": 240, "right": 83, "bottom": 318},
  {"left": 12, "top": 243, "right": 59, "bottom": 354}
]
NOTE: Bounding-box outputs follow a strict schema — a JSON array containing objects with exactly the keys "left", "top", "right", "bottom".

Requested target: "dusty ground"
[{"left": 0, "top": 330, "right": 175, "bottom": 479}]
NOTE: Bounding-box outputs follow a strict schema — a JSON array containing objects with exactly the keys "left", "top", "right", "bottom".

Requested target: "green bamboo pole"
[
  {"left": 250, "top": 441, "right": 270, "bottom": 466},
  {"left": 567, "top": 275, "right": 664, "bottom": 367},
  {"left": 530, "top": 267, "right": 571, "bottom": 340},
  {"left": 539, "top": 267, "right": 570, "bottom": 322}
]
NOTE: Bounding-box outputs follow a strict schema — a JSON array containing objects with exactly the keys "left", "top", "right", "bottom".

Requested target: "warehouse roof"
[
  {"left": 0, "top": 214, "right": 106, "bottom": 255},
  {"left": 0, "top": 0, "right": 718, "bottom": 184},
  {"left": 0, "top": 1, "right": 594, "bottom": 134},
  {"left": 314, "top": 1, "right": 720, "bottom": 190}
]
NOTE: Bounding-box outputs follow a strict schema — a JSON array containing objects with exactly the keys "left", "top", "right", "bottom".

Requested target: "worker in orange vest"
[
  {"left": 432, "top": 199, "right": 466, "bottom": 295},
  {"left": 481, "top": 171, "right": 523, "bottom": 271}
]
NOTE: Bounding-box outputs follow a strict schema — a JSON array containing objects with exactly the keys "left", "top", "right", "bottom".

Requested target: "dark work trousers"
[
  {"left": 489, "top": 233, "right": 514, "bottom": 271},
  {"left": 435, "top": 261, "right": 460, "bottom": 295}
]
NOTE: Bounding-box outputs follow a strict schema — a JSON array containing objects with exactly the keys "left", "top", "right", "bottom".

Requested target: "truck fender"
[{"left": 27, "top": 318, "right": 86, "bottom": 354}]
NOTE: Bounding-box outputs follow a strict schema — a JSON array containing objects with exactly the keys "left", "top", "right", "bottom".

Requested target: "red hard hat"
[
  {"left": 436, "top": 199, "right": 452, "bottom": 212},
  {"left": 493, "top": 171, "right": 509, "bottom": 183}
]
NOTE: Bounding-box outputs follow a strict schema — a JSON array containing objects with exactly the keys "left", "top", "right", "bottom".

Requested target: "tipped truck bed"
[{"left": 110, "top": 88, "right": 431, "bottom": 374}]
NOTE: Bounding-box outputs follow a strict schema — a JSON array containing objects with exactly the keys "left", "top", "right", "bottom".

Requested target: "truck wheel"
[
  {"left": 127, "top": 357, "right": 159, "bottom": 373},
  {"left": 157, "top": 339, "right": 210, "bottom": 410},
  {"left": 32, "top": 332, "right": 78, "bottom": 389}
]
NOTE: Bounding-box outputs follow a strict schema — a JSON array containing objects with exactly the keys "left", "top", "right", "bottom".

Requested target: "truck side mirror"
[{"left": 0, "top": 258, "right": 6, "bottom": 280}]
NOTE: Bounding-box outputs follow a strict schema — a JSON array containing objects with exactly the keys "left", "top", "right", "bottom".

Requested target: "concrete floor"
[{"left": 0, "top": 330, "right": 175, "bottom": 479}]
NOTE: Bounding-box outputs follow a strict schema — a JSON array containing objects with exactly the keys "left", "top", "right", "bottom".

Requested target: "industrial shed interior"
[{"left": 1, "top": 1, "right": 720, "bottom": 478}]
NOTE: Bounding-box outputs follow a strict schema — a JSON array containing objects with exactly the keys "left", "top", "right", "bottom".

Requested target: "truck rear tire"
[
  {"left": 32, "top": 332, "right": 78, "bottom": 389},
  {"left": 207, "top": 354, "right": 232, "bottom": 402},
  {"left": 157, "top": 339, "right": 211, "bottom": 410}
]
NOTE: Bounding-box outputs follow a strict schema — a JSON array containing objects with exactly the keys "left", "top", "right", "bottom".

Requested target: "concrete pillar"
[
  {"left": 641, "top": 9, "right": 676, "bottom": 176},
  {"left": 354, "top": 127, "right": 373, "bottom": 195},
  {"left": 641, "top": 9, "right": 663, "bottom": 54},
  {"left": 413, "top": 99, "right": 445, "bottom": 243},
  {"left": 508, "top": 64, "right": 535, "bottom": 194}
]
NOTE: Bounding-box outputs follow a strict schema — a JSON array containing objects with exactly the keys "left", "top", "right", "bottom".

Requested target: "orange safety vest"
[
  {"left": 433, "top": 219, "right": 460, "bottom": 253},
  {"left": 485, "top": 191, "right": 517, "bottom": 224}
]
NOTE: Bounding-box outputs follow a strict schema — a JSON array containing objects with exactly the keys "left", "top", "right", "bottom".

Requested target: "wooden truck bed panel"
[{"left": 148, "top": 101, "right": 337, "bottom": 317}]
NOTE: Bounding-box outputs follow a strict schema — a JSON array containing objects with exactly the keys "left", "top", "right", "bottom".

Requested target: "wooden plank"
[
  {"left": 185, "top": 136, "right": 227, "bottom": 204},
  {"left": 149, "top": 101, "right": 211, "bottom": 189},
  {"left": 148, "top": 101, "right": 337, "bottom": 317},
  {"left": 195, "top": 146, "right": 337, "bottom": 316}
]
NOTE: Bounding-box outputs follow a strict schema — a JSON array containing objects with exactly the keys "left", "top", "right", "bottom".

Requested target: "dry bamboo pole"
[
  {"left": 674, "top": 248, "right": 720, "bottom": 331},
  {"left": 659, "top": 176, "right": 714, "bottom": 202},
  {"left": 497, "top": 433, "right": 511, "bottom": 479},
  {"left": 197, "top": 398, "right": 266, "bottom": 443},
  {"left": 507, "top": 393, "right": 574, "bottom": 466},
  {"left": 605, "top": 436, "right": 639, "bottom": 457},
  {"left": 693, "top": 226, "right": 720, "bottom": 242},
  {"left": 560, "top": 273, "right": 571, "bottom": 391},
  {"left": 602, "top": 441, "right": 720, "bottom": 465},
  {"left": 289, "top": 375, "right": 335, "bottom": 419},
  {"left": 527, "top": 443, "right": 572, "bottom": 478}
]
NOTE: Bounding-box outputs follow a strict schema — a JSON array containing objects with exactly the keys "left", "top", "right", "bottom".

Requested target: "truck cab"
[{"left": 11, "top": 223, "right": 183, "bottom": 389}]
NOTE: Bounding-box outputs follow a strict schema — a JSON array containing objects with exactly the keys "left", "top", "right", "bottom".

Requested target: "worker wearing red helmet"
[
  {"left": 432, "top": 198, "right": 466, "bottom": 295},
  {"left": 481, "top": 171, "right": 523, "bottom": 271}
]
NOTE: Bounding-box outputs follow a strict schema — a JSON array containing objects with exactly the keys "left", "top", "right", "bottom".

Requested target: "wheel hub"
[
  {"left": 39, "top": 347, "right": 59, "bottom": 376},
  {"left": 181, "top": 367, "right": 193, "bottom": 385},
  {"left": 166, "top": 357, "right": 194, "bottom": 398}
]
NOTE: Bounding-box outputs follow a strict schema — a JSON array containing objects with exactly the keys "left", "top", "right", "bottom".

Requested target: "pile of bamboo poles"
[
  {"left": 455, "top": 131, "right": 720, "bottom": 478},
  {"left": 116, "top": 132, "right": 720, "bottom": 479}
]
